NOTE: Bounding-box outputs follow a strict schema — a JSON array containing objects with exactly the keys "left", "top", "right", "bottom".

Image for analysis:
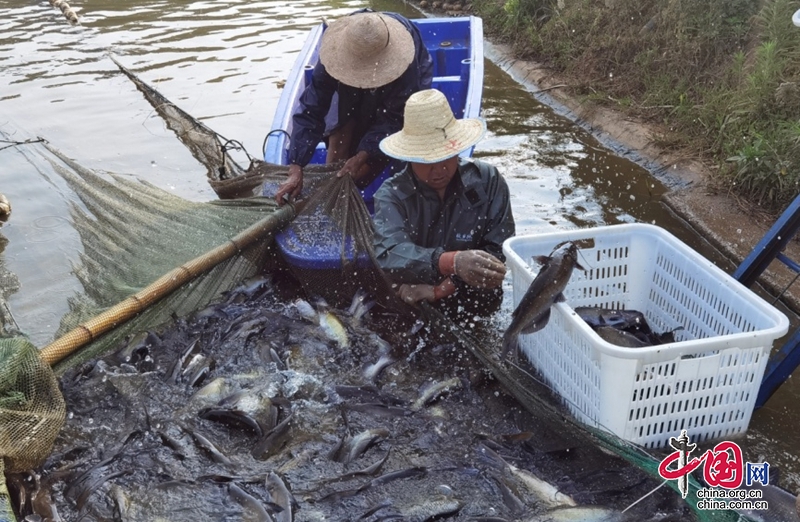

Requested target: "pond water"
[{"left": 1, "top": 0, "right": 799, "bottom": 501}]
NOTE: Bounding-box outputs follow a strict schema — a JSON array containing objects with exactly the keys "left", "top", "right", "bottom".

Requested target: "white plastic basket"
[{"left": 503, "top": 223, "right": 790, "bottom": 449}]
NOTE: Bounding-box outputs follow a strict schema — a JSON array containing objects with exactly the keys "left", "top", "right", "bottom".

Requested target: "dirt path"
[{"left": 484, "top": 40, "right": 800, "bottom": 316}]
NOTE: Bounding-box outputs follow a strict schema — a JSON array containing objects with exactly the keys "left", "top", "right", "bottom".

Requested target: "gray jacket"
[{"left": 373, "top": 159, "right": 515, "bottom": 285}]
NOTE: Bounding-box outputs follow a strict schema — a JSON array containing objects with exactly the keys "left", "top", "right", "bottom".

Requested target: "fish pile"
[
  {"left": 575, "top": 308, "right": 682, "bottom": 349},
  {"left": 8, "top": 275, "right": 695, "bottom": 521}
]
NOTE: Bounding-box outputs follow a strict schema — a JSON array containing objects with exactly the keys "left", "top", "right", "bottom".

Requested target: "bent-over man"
[
  {"left": 373, "top": 89, "right": 515, "bottom": 317},
  {"left": 276, "top": 9, "right": 433, "bottom": 204}
]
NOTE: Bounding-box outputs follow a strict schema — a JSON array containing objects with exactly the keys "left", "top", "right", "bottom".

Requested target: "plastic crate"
[{"left": 502, "top": 224, "right": 790, "bottom": 449}]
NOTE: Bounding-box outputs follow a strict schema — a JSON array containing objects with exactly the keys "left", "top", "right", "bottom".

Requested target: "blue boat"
[{"left": 263, "top": 15, "right": 484, "bottom": 272}]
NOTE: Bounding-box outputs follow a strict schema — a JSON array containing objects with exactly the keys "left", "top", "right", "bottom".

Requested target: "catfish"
[
  {"left": 502, "top": 242, "right": 583, "bottom": 358},
  {"left": 594, "top": 326, "right": 650, "bottom": 348}
]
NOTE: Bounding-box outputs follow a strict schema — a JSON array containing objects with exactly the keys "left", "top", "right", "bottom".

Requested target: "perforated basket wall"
[{"left": 503, "top": 224, "right": 790, "bottom": 449}]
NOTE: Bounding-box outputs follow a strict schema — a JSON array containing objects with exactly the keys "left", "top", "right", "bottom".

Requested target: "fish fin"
[
  {"left": 520, "top": 308, "right": 550, "bottom": 334},
  {"left": 264, "top": 501, "right": 285, "bottom": 514},
  {"left": 532, "top": 255, "right": 550, "bottom": 266},
  {"left": 554, "top": 292, "right": 566, "bottom": 303},
  {"left": 575, "top": 261, "right": 587, "bottom": 272}
]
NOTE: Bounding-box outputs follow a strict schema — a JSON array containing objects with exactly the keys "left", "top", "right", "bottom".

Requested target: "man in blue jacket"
[
  {"left": 275, "top": 10, "right": 433, "bottom": 205},
  {"left": 374, "top": 89, "right": 515, "bottom": 317}
]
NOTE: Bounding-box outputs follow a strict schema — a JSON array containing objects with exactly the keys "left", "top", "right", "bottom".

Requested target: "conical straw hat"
[
  {"left": 319, "top": 12, "right": 415, "bottom": 89},
  {"left": 380, "top": 89, "right": 486, "bottom": 163}
]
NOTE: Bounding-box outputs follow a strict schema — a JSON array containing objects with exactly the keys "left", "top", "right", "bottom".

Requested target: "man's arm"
[{"left": 288, "top": 63, "right": 337, "bottom": 167}]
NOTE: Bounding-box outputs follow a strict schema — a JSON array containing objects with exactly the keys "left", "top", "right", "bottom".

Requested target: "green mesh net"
[
  {"left": 39, "top": 143, "right": 316, "bottom": 372},
  {"left": 0, "top": 337, "right": 64, "bottom": 473},
  {"left": 0, "top": 337, "right": 65, "bottom": 522}
]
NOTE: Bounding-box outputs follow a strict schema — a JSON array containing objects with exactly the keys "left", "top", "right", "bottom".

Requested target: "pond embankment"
[{"left": 482, "top": 38, "right": 800, "bottom": 315}]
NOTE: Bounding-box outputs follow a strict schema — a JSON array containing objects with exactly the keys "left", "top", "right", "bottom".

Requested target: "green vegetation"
[{"left": 472, "top": 0, "right": 800, "bottom": 212}]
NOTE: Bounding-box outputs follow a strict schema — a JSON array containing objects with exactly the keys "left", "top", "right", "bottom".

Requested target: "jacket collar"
[{"left": 395, "top": 159, "right": 487, "bottom": 208}]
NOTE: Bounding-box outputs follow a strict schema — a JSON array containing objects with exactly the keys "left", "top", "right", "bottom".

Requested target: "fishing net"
[
  {"left": 0, "top": 58, "right": 391, "bottom": 518},
  {"left": 0, "top": 337, "right": 65, "bottom": 522},
  {"left": 39, "top": 143, "right": 310, "bottom": 372},
  {"left": 276, "top": 172, "right": 409, "bottom": 313},
  {"left": 0, "top": 139, "right": 301, "bottom": 522},
  {"left": 112, "top": 57, "right": 340, "bottom": 201},
  {"left": 0, "top": 56, "right": 763, "bottom": 521},
  {"left": 111, "top": 57, "right": 246, "bottom": 186},
  {"left": 0, "top": 337, "right": 64, "bottom": 473}
]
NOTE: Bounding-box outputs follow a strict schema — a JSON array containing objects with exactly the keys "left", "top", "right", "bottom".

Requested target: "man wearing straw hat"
[
  {"left": 275, "top": 9, "right": 433, "bottom": 205},
  {"left": 373, "top": 89, "right": 515, "bottom": 316}
]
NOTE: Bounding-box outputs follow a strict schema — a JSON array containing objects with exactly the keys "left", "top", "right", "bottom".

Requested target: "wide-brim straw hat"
[
  {"left": 319, "top": 12, "right": 415, "bottom": 89},
  {"left": 380, "top": 89, "right": 486, "bottom": 163}
]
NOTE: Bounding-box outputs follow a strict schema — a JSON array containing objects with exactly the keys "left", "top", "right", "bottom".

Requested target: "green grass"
[{"left": 473, "top": 0, "right": 800, "bottom": 213}]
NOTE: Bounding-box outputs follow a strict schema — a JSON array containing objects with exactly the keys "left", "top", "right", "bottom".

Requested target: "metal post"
[
  {"left": 757, "top": 327, "right": 800, "bottom": 408},
  {"left": 733, "top": 193, "right": 800, "bottom": 287}
]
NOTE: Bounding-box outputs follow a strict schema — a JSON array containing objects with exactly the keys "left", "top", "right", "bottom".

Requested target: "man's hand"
[
  {"left": 275, "top": 164, "right": 304, "bottom": 205},
  {"left": 336, "top": 151, "right": 371, "bottom": 182},
  {"left": 454, "top": 250, "right": 506, "bottom": 289},
  {"left": 398, "top": 284, "right": 436, "bottom": 305}
]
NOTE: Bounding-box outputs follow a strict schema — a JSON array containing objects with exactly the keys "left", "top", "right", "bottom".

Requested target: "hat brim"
[
  {"left": 319, "top": 15, "right": 415, "bottom": 89},
  {"left": 379, "top": 118, "right": 487, "bottom": 163}
]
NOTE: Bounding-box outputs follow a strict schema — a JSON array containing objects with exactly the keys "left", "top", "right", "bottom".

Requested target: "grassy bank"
[{"left": 469, "top": 0, "right": 800, "bottom": 214}]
